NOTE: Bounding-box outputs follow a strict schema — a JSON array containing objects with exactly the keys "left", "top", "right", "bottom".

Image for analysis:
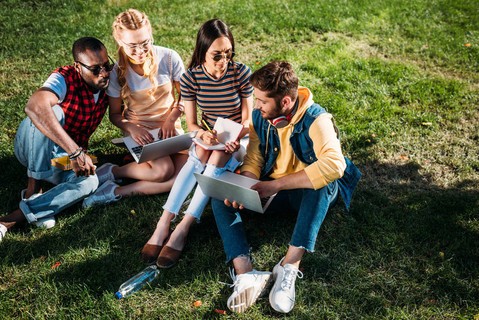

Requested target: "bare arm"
[
  {"left": 184, "top": 99, "right": 205, "bottom": 137},
  {"left": 223, "top": 95, "right": 254, "bottom": 153},
  {"left": 161, "top": 80, "right": 183, "bottom": 139},
  {"left": 25, "top": 89, "right": 95, "bottom": 176},
  {"left": 26, "top": 89, "right": 79, "bottom": 154},
  {"left": 239, "top": 95, "right": 253, "bottom": 138}
]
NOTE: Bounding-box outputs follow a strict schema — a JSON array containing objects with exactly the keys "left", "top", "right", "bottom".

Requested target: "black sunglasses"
[
  {"left": 212, "top": 51, "right": 235, "bottom": 62},
  {"left": 76, "top": 56, "right": 115, "bottom": 76}
]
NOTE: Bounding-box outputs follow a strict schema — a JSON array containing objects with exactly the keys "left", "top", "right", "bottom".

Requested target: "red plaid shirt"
[{"left": 54, "top": 66, "right": 108, "bottom": 149}]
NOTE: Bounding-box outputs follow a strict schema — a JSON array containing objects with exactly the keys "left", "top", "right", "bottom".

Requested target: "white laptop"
[
  {"left": 194, "top": 171, "right": 276, "bottom": 213},
  {"left": 123, "top": 129, "right": 196, "bottom": 163}
]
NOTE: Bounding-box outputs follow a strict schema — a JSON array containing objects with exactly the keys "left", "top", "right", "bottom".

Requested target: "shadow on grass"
[{"left": 1, "top": 153, "right": 478, "bottom": 317}]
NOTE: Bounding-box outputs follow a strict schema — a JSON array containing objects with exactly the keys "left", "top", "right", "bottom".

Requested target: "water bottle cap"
[{"left": 114, "top": 291, "right": 123, "bottom": 299}]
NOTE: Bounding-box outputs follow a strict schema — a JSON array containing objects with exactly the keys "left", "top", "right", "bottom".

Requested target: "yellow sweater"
[{"left": 241, "top": 87, "right": 346, "bottom": 190}]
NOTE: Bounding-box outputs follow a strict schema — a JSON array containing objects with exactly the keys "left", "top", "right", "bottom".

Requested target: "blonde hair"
[{"left": 112, "top": 8, "right": 158, "bottom": 100}]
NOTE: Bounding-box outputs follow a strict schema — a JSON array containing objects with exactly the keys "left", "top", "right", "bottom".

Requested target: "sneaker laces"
[
  {"left": 219, "top": 267, "right": 238, "bottom": 288},
  {"left": 281, "top": 266, "right": 303, "bottom": 291}
]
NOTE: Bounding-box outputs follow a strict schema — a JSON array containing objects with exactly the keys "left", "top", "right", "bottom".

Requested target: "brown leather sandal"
[
  {"left": 141, "top": 244, "right": 163, "bottom": 264},
  {"left": 156, "top": 245, "right": 183, "bottom": 269},
  {"left": 140, "top": 230, "right": 172, "bottom": 264}
]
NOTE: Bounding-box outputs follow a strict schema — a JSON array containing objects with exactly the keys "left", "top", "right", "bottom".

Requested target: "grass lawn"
[{"left": 1, "top": 0, "right": 478, "bottom": 319}]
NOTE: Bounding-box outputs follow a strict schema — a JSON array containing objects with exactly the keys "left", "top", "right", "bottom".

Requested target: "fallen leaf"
[
  {"left": 193, "top": 300, "right": 202, "bottom": 307},
  {"left": 421, "top": 122, "right": 433, "bottom": 126},
  {"left": 439, "top": 251, "right": 445, "bottom": 259},
  {"left": 214, "top": 309, "right": 227, "bottom": 315},
  {"left": 399, "top": 154, "right": 409, "bottom": 161},
  {"left": 464, "top": 43, "right": 472, "bottom": 47},
  {"left": 130, "top": 209, "right": 137, "bottom": 216},
  {"left": 51, "top": 261, "right": 61, "bottom": 269}
]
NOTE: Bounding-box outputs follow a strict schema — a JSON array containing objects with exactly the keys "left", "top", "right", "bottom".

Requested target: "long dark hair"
[{"left": 188, "top": 19, "right": 235, "bottom": 69}]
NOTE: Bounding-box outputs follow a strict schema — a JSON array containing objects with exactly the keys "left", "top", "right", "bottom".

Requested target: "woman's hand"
[
  {"left": 161, "top": 120, "right": 177, "bottom": 139},
  {"left": 128, "top": 126, "right": 154, "bottom": 145},
  {"left": 224, "top": 140, "right": 240, "bottom": 154},
  {"left": 201, "top": 130, "right": 219, "bottom": 145}
]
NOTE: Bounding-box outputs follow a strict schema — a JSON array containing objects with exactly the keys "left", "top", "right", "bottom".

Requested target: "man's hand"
[
  {"left": 251, "top": 180, "right": 281, "bottom": 199},
  {"left": 71, "top": 153, "right": 96, "bottom": 177},
  {"left": 224, "top": 199, "right": 245, "bottom": 210}
]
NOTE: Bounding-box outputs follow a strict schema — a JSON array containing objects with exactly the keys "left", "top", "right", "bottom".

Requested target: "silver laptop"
[
  {"left": 194, "top": 171, "right": 276, "bottom": 213},
  {"left": 123, "top": 129, "right": 196, "bottom": 163}
]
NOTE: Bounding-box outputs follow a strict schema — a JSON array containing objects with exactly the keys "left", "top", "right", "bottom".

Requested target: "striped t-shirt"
[{"left": 180, "top": 61, "right": 253, "bottom": 128}]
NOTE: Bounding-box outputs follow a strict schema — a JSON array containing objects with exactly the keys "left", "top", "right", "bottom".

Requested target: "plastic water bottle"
[{"left": 115, "top": 265, "right": 160, "bottom": 299}]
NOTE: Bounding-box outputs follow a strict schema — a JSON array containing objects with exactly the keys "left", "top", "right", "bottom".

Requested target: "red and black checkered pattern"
[{"left": 55, "top": 66, "right": 108, "bottom": 150}]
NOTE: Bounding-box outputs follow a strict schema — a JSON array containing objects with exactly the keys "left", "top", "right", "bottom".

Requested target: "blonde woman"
[{"left": 83, "top": 9, "right": 188, "bottom": 207}]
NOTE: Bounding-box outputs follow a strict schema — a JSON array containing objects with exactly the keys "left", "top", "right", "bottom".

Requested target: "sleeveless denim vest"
[{"left": 252, "top": 103, "right": 361, "bottom": 210}]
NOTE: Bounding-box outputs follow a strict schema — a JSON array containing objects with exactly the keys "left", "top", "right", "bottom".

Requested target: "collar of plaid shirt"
[{"left": 54, "top": 65, "right": 109, "bottom": 150}]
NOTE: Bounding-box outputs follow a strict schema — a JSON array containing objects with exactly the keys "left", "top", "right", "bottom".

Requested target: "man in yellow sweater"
[{"left": 211, "top": 61, "right": 361, "bottom": 313}]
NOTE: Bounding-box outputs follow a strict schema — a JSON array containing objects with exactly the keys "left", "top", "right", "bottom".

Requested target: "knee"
[
  {"left": 151, "top": 165, "right": 175, "bottom": 182},
  {"left": 78, "top": 175, "right": 99, "bottom": 196}
]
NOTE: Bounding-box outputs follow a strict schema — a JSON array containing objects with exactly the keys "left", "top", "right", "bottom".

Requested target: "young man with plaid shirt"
[{"left": 0, "top": 37, "right": 112, "bottom": 242}]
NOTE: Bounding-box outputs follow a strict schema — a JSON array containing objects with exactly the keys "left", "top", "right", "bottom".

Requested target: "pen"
[
  {"left": 201, "top": 119, "right": 219, "bottom": 144},
  {"left": 201, "top": 119, "right": 213, "bottom": 132}
]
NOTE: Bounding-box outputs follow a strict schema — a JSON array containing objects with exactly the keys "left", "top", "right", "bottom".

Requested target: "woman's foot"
[
  {"left": 140, "top": 213, "right": 174, "bottom": 263},
  {"left": 156, "top": 222, "right": 190, "bottom": 268},
  {"left": 141, "top": 240, "right": 169, "bottom": 264},
  {"left": 164, "top": 227, "right": 188, "bottom": 251}
]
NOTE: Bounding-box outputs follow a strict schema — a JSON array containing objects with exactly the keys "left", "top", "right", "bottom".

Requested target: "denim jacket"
[{"left": 252, "top": 103, "right": 361, "bottom": 210}]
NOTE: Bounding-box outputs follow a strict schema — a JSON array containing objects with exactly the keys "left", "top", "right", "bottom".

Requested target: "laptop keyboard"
[
  {"left": 132, "top": 145, "right": 143, "bottom": 157},
  {"left": 260, "top": 196, "right": 271, "bottom": 207}
]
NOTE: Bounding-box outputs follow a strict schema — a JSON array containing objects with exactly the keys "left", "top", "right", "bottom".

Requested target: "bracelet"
[
  {"left": 68, "top": 147, "right": 83, "bottom": 160},
  {"left": 174, "top": 101, "right": 185, "bottom": 113}
]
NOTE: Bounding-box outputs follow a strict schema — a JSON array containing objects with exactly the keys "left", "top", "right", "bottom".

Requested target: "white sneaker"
[
  {"left": 269, "top": 259, "right": 304, "bottom": 313},
  {"left": 82, "top": 180, "right": 120, "bottom": 208},
  {"left": 227, "top": 269, "right": 272, "bottom": 313},
  {"left": 0, "top": 223, "right": 7, "bottom": 243},
  {"left": 34, "top": 217, "right": 56, "bottom": 229},
  {"left": 96, "top": 163, "right": 118, "bottom": 185}
]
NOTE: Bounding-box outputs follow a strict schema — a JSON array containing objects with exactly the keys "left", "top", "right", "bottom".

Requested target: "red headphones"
[
  {"left": 269, "top": 100, "right": 298, "bottom": 128},
  {"left": 270, "top": 113, "right": 293, "bottom": 128}
]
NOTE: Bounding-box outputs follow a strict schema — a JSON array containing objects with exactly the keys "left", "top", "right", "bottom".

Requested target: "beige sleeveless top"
[
  {"left": 123, "top": 81, "right": 182, "bottom": 132},
  {"left": 122, "top": 49, "right": 183, "bottom": 133}
]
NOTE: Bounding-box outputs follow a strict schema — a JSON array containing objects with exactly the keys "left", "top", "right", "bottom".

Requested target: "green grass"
[{"left": 1, "top": 0, "right": 478, "bottom": 319}]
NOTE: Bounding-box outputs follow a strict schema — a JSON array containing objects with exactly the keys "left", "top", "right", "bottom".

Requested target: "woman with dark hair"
[{"left": 141, "top": 19, "right": 254, "bottom": 267}]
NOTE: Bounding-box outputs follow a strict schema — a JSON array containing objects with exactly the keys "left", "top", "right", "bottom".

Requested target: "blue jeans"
[
  {"left": 212, "top": 181, "right": 339, "bottom": 263},
  {"left": 14, "top": 105, "right": 99, "bottom": 223}
]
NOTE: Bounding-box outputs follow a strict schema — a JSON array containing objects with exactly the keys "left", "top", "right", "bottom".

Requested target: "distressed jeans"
[
  {"left": 13, "top": 105, "right": 98, "bottom": 223},
  {"left": 212, "top": 181, "right": 339, "bottom": 263}
]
